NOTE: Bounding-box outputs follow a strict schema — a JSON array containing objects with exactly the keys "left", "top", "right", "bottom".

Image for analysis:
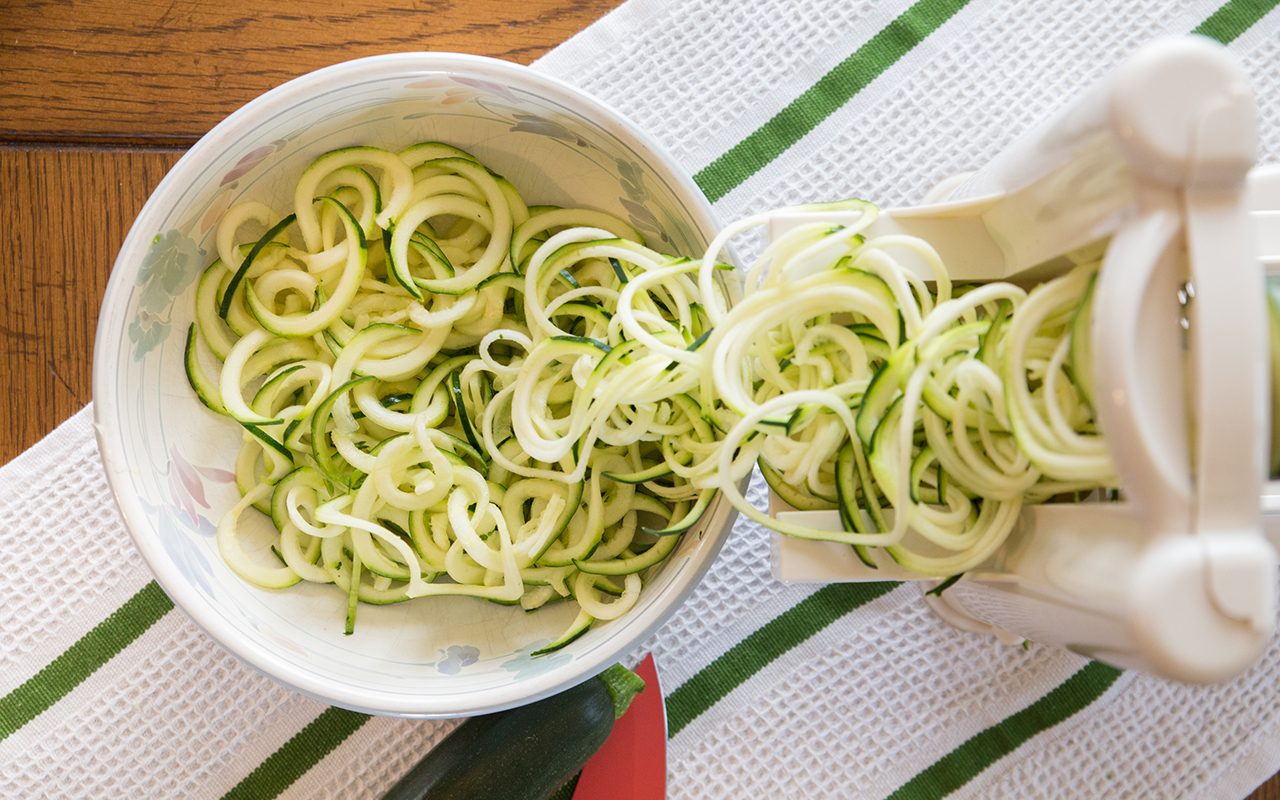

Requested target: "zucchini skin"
[{"left": 381, "top": 674, "right": 615, "bottom": 800}]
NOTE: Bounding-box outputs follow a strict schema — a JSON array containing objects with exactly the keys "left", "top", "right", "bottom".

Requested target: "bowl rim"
[{"left": 92, "top": 51, "right": 729, "bottom": 717}]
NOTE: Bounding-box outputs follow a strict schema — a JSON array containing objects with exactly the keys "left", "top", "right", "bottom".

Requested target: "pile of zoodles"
[
  {"left": 691, "top": 201, "right": 1117, "bottom": 577},
  {"left": 188, "top": 142, "right": 1137, "bottom": 648},
  {"left": 186, "top": 143, "right": 731, "bottom": 650}
]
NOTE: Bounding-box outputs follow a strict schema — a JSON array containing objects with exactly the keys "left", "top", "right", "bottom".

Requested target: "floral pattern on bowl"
[{"left": 128, "top": 230, "right": 203, "bottom": 359}]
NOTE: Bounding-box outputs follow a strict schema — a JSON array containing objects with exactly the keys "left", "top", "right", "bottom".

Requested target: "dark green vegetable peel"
[{"left": 381, "top": 664, "right": 645, "bottom": 800}]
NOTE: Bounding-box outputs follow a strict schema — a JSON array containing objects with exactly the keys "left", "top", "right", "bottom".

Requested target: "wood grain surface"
[
  {"left": 2, "top": 3, "right": 1278, "bottom": 798},
  {"left": 1, "top": 0, "right": 622, "bottom": 145},
  {"left": 0, "top": 146, "right": 182, "bottom": 459}
]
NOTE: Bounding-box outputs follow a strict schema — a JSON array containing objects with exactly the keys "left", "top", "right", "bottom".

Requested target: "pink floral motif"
[
  {"left": 200, "top": 189, "right": 234, "bottom": 236},
  {"left": 195, "top": 463, "right": 236, "bottom": 482},
  {"left": 220, "top": 144, "right": 278, "bottom": 186},
  {"left": 451, "top": 75, "right": 521, "bottom": 103},
  {"left": 405, "top": 77, "right": 451, "bottom": 90},
  {"left": 265, "top": 629, "right": 311, "bottom": 658},
  {"left": 168, "top": 445, "right": 234, "bottom": 527},
  {"left": 402, "top": 83, "right": 477, "bottom": 118},
  {"left": 439, "top": 88, "right": 473, "bottom": 106}
]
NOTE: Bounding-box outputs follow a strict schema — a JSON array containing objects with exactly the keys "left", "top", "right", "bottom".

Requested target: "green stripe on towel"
[
  {"left": 694, "top": 0, "right": 971, "bottom": 203},
  {"left": 665, "top": 582, "right": 901, "bottom": 737},
  {"left": 221, "top": 707, "right": 371, "bottom": 800},
  {"left": 887, "top": 662, "right": 1123, "bottom": 799},
  {"left": 1193, "top": 0, "right": 1280, "bottom": 43},
  {"left": 0, "top": 581, "right": 173, "bottom": 741}
]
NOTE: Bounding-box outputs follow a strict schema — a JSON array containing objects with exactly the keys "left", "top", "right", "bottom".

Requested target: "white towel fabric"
[{"left": 4, "top": 0, "right": 1280, "bottom": 797}]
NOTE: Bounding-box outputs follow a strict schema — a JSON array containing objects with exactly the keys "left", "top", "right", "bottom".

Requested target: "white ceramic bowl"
[{"left": 93, "top": 53, "right": 733, "bottom": 717}]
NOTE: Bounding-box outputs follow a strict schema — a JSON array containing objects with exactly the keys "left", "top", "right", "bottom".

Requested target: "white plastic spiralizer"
[{"left": 769, "top": 36, "right": 1280, "bottom": 684}]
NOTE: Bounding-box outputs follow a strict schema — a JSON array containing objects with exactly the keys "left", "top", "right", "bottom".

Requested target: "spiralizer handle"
[{"left": 1091, "top": 38, "right": 1275, "bottom": 680}]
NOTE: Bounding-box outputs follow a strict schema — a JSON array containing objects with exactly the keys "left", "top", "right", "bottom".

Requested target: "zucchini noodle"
[
  {"left": 186, "top": 143, "right": 730, "bottom": 647},
  {"left": 190, "top": 141, "right": 1134, "bottom": 649},
  {"left": 694, "top": 201, "right": 1119, "bottom": 576}
]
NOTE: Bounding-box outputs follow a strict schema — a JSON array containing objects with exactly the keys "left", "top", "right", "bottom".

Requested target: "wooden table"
[
  {"left": 2, "top": 2, "right": 1276, "bottom": 798},
  {"left": 0, "top": 0, "right": 620, "bottom": 462}
]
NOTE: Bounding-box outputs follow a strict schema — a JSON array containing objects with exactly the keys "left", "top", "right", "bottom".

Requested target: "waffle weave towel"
[{"left": 4, "top": 0, "right": 1280, "bottom": 797}]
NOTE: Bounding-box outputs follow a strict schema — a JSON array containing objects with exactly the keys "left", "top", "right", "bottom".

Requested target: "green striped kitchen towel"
[{"left": 4, "top": 0, "right": 1280, "bottom": 797}]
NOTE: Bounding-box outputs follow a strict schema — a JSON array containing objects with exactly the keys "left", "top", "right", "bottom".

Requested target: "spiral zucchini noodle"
[
  {"left": 693, "top": 200, "right": 1119, "bottom": 577},
  {"left": 186, "top": 142, "right": 733, "bottom": 648},
  {"left": 189, "top": 140, "right": 1131, "bottom": 646}
]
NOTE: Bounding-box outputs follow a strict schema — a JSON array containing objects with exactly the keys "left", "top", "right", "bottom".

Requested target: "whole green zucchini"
[{"left": 382, "top": 664, "right": 645, "bottom": 800}]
